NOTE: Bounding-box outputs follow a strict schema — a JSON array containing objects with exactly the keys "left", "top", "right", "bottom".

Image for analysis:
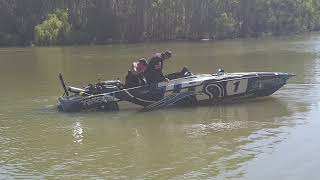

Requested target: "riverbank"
[
  {"left": 1, "top": 1, "right": 320, "bottom": 47},
  {"left": 1, "top": 31, "right": 318, "bottom": 49}
]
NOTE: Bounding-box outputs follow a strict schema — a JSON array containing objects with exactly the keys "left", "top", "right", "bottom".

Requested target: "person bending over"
[{"left": 144, "top": 50, "right": 172, "bottom": 84}]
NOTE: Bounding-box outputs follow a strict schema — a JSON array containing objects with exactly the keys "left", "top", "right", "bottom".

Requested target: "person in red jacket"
[
  {"left": 125, "top": 58, "right": 148, "bottom": 88},
  {"left": 144, "top": 50, "right": 172, "bottom": 84}
]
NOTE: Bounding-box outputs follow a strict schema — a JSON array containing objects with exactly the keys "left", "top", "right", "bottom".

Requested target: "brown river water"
[{"left": 1, "top": 33, "right": 320, "bottom": 179}]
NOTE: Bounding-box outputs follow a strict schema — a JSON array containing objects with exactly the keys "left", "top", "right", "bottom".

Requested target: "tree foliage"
[
  {"left": 34, "top": 9, "right": 71, "bottom": 45},
  {"left": 0, "top": 0, "right": 320, "bottom": 46}
]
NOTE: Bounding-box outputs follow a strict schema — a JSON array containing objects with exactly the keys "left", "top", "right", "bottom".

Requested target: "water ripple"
[{"left": 184, "top": 121, "right": 245, "bottom": 137}]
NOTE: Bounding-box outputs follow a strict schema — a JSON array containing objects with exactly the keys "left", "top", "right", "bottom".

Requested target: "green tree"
[
  {"left": 34, "top": 9, "right": 71, "bottom": 45},
  {"left": 1, "top": 0, "right": 320, "bottom": 46}
]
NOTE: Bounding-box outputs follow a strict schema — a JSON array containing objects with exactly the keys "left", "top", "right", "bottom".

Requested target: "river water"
[{"left": 1, "top": 33, "right": 320, "bottom": 179}]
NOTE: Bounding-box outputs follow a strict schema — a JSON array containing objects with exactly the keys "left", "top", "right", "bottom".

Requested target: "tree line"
[{"left": 1, "top": 0, "right": 320, "bottom": 46}]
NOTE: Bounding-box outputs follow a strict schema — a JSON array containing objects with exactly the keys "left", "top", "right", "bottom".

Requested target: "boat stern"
[{"left": 58, "top": 95, "right": 83, "bottom": 112}]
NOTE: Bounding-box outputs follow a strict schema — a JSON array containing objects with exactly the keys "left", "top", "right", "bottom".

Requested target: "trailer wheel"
[{"left": 175, "top": 95, "right": 198, "bottom": 106}]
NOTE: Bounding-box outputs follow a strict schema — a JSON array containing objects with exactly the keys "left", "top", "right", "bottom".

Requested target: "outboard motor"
[{"left": 83, "top": 82, "right": 122, "bottom": 95}]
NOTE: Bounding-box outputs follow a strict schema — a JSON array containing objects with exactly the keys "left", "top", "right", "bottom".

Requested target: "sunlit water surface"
[{"left": 1, "top": 33, "right": 320, "bottom": 179}]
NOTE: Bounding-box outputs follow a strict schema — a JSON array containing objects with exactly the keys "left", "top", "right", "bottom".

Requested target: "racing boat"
[{"left": 57, "top": 69, "right": 295, "bottom": 112}]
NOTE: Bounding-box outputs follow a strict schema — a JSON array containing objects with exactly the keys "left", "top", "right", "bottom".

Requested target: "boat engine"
[{"left": 58, "top": 74, "right": 122, "bottom": 112}]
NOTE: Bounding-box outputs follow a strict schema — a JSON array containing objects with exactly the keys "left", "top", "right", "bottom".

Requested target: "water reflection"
[
  {"left": 71, "top": 96, "right": 306, "bottom": 179},
  {"left": 144, "top": 99, "right": 296, "bottom": 178},
  {"left": 72, "top": 121, "right": 84, "bottom": 144}
]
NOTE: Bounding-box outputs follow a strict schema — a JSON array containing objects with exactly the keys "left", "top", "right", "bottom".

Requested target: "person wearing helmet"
[{"left": 144, "top": 50, "right": 172, "bottom": 84}]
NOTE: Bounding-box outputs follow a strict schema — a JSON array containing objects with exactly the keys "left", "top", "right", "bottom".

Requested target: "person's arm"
[
  {"left": 159, "top": 72, "right": 166, "bottom": 81},
  {"left": 159, "top": 72, "right": 170, "bottom": 82}
]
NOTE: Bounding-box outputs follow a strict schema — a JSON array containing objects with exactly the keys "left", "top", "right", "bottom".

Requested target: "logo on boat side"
[{"left": 203, "top": 83, "right": 224, "bottom": 100}]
